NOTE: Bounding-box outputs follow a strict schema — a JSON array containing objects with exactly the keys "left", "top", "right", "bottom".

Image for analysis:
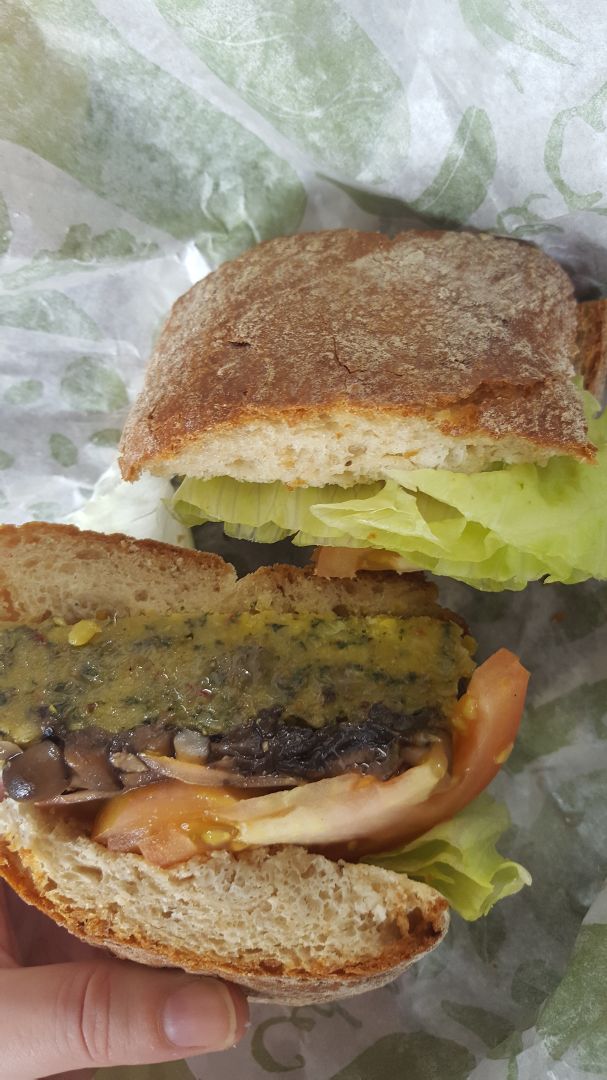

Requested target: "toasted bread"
[
  {"left": 120, "top": 229, "right": 592, "bottom": 488},
  {"left": 576, "top": 298, "right": 607, "bottom": 401}
]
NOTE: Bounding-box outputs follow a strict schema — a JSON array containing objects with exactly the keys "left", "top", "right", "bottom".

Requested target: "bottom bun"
[{"left": 0, "top": 799, "right": 447, "bottom": 1004}]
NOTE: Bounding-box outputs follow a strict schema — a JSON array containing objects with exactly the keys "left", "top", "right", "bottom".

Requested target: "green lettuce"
[
  {"left": 364, "top": 795, "right": 531, "bottom": 921},
  {"left": 171, "top": 391, "right": 607, "bottom": 591}
]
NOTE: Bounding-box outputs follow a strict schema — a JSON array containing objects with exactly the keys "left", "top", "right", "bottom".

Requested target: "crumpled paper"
[{"left": 1, "top": 2, "right": 607, "bottom": 1078}]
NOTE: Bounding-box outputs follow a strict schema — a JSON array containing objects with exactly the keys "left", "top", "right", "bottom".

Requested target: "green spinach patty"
[{"left": 0, "top": 611, "right": 475, "bottom": 802}]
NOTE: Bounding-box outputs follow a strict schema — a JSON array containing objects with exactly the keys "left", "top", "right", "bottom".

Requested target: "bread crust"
[
  {"left": 120, "top": 229, "right": 591, "bottom": 482},
  {"left": 0, "top": 833, "right": 447, "bottom": 1004},
  {"left": 0, "top": 521, "right": 237, "bottom": 623},
  {"left": 0, "top": 521, "right": 445, "bottom": 622},
  {"left": 576, "top": 298, "right": 607, "bottom": 401},
  {"left": 0, "top": 522, "right": 450, "bottom": 1003}
]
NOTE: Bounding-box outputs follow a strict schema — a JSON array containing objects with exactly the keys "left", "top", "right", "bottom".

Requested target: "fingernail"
[{"left": 162, "top": 979, "right": 238, "bottom": 1051}]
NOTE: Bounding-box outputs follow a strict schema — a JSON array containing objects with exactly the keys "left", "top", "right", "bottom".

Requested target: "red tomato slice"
[
  {"left": 348, "top": 647, "right": 529, "bottom": 856},
  {"left": 92, "top": 649, "right": 528, "bottom": 865},
  {"left": 93, "top": 783, "right": 251, "bottom": 866},
  {"left": 314, "top": 546, "right": 415, "bottom": 578}
]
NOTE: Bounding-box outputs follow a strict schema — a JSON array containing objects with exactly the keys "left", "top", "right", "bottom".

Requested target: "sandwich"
[
  {"left": 0, "top": 523, "right": 529, "bottom": 1003},
  {"left": 119, "top": 229, "right": 607, "bottom": 591}
]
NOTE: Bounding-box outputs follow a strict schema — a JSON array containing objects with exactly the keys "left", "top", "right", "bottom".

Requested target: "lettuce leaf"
[
  {"left": 363, "top": 794, "right": 531, "bottom": 920},
  {"left": 171, "top": 391, "right": 607, "bottom": 591},
  {"left": 172, "top": 475, "right": 381, "bottom": 547}
]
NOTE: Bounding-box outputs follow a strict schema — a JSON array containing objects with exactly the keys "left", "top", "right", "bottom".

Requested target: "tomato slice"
[
  {"left": 92, "top": 649, "right": 528, "bottom": 865},
  {"left": 93, "top": 783, "right": 251, "bottom": 866},
  {"left": 349, "top": 647, "right": 529, "bottom": 855},
  {"left": 314, "top": 546, "right": 416, "bottom": 578}
]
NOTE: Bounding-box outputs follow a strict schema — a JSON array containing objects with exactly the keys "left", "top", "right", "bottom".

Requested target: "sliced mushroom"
[
  {"left": 119, "top": 771, "right": 156, "bottom": 790},
  {"left": 173, "top": 730, "right": 210, "bottom": 764},
  {"left": 0, "top": 741, "right": 22, "bottom": 765},
  {"left": 109, "top": 751, "right": 147, "bottom": 773},
  {"left": 127, "top": 723, "right": 174, "bottom": 756},
  {"left": 63, "top": 733, "right": 120, "bottom": 792},
  {"left": 3, "top": 741, "right": 68, "bottom": 802},
  {"left": 37, "top": 789, "right": 118, "bottom": 806},
  {"left": 139, "top": 752, "right": 304, "bottom": 789}
]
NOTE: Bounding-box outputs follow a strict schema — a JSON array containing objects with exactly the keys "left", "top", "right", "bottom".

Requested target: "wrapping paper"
[{"left": 1, "top": 3, "right": 607, "bottom": 1077}]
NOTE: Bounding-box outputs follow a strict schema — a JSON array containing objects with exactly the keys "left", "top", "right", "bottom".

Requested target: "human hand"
[{"left": 0, "top": 881, "right": 249, "bottom": 1080}]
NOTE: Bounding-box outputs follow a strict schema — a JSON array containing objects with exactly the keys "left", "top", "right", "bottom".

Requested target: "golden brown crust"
[
  {"left": 576, "top": 299, "right": 607, "bottom": 400},
  {"left": 0, "top": 521, "right": 236, "bottom": 622},
  {"left": 0, "top": 522, "right": 443, "bottom": 624},
  {"left": 0, "top": 521, "right": 229, "bottom": 569},
  {"left": 120, "top": 229, "right": 591, "bottom": 480},
  {"left": 0, "top": 836, "right": 448, "bottom": 1005}
]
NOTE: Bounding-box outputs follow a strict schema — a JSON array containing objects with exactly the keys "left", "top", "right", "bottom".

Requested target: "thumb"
[{"left": 0, "top": 958, "right": 248, "bottom": 1079}]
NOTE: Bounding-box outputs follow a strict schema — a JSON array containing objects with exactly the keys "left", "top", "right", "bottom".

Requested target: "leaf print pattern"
[
  {"left": 544, "top": 82, "right": 607, "bottom": 213},
  {"left": 441, "top": 1001, "right": 514, "bottom": 1049},
  {"left": 495, "top": 193, "right": 562, "bottom": 237},
  {"left": 328, "top": 1033, "right": 475, "bottom": 1080},
  {"left": 49, "top": 433, "right": 78, "bottom": 467},
  {"left": 0, "top": 291, "right": 102, "bottom": 338},
  {"left": 410, "top": 108, "right": 497, "bottom": 223},
  {"left": 322, "top": 108, "right": 496, "bottom": 226},
  {"left": 3, "top": 380, "right": 43, "bottom": 405},
  {"left": 0, "top": 1, "right": 305, "bottom": 261},
  {"left": 155, "top": 0, "right": 409, "bottom": 182},
  {"left": 0, "top": 193, "right": 11, "bottom": 255},
  {"left": 459, "top": 0, "right": 574, "bottom": 66},
  {"left": 538, "top": 924, "right": 607, "bottom": 1072},
  {"left": 60, "top": 357, "right": 128, "bottom": 413}
]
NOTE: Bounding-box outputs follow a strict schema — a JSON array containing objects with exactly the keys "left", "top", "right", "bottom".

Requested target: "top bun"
[{"left": 120, "top": 229, "right": 591, "bottom": 487}]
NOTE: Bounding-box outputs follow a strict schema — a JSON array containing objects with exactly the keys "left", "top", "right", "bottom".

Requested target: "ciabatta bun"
[
  {"left": 0, "top": 523, "right": 448, "bottom": 1003},
  {"left": 119, "top": 229, "right": 593, "bottom": 488}
]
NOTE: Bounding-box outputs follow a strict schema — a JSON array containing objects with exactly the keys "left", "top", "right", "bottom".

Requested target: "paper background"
[{"left": 2, "top": 2, "right": 607, "bottom": 1077}]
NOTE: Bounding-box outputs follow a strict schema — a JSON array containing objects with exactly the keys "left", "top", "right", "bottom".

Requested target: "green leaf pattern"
[
  {"left": 323, "top": 108, "right": 497, "bottom": 227},
  {"left": 1, "top": 4, "right": 607, "bottom": 1080},
  {"left": 459, "top": 0, "right": 575, "bottom": 66},
  {"left": 0, "top": 1, "right": 305, "bottom": 260},
  {"left": 0, "top": 291, "right": 102, "bottom": 337},
  {"left": 3, "top": 380, "right": 44, "bottom": 405},
  {"left": 60, "top": 357, "right": 128, "bottom": 413},
  {"left": 49, "top": 432, "right": 78, "bottom": 467},
  {"left": 155, "top": 0, "right": 409, "bottom": 182},
  {"left": 544, "top": 82, "right": 607, "bottom": 213},
  {"left": 538, "top": 923, "right": 607, "bottom": 1073},
  {"left": 327, "top": 1033, "right": 476, "bottom": 1079},
  {"left": 410, "top": 108, "right": 497, "bottom": 224}
]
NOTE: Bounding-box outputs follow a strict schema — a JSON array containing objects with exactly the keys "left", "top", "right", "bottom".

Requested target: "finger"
[
  {"left": 2, "top": 885, "right": 100, "bottom": 967},
  {"left": 0, "top": 960, "right": 248, "bottom": 1078},
  {"left": 3, "top": 886, "right": 100, "bottom": 966},
  {"left": 46, "top": 1071, "right": 94, "bottom": 1080},
  {"left": 0, "top": 884, "right": 20, "bottom": 967}
]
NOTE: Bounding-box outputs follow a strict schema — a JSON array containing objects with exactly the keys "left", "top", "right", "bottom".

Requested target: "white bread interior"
[
  {"left": 0, "top": 798, "right": 447, "bottom": 1004},
  {"left": 148, "top": 411, "right": 549, "bottom": 488}
]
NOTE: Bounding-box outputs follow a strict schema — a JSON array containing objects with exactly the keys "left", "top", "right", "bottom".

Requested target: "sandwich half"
[
  {"left": 0, "top": 524, "right": 528, "bottom": 1003},
  {"left": 119, "top": 229, "right": 607, "bottom": 590}
]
